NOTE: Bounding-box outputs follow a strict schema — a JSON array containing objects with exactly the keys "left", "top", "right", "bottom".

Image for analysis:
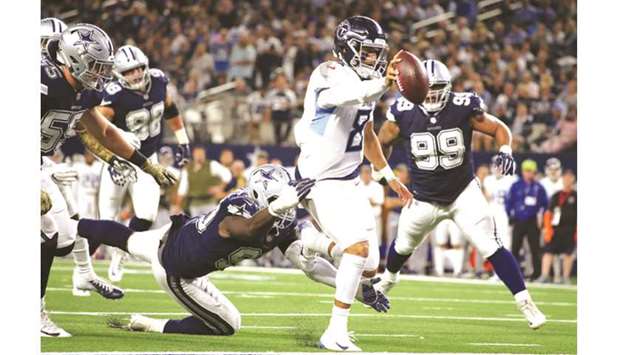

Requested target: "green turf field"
[{"left": 42, "top": 259, "right": 576, "bottom": 354}]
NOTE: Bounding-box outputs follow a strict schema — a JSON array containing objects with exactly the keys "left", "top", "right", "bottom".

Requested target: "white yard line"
[
  {"left": 468, "top": 342, "right": 542, "bottom": 347},
  {"left": 45, "top": 287, "right": 576, "bottom": 307},
  {"left": 43, "top": 352, "right": 550, "bottom": 355},
  {"left": 48, "top": 310, "right": 577, "bottom": 324}
]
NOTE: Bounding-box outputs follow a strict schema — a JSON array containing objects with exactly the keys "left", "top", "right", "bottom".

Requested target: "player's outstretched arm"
[
  {"left": 163, "top": 93, "right": 191, "bottom": 167},
  {"left": 471, "top": 112, "right": 516, "bottom": 175},
  {"left": 377, "top": 119, "right": 401, "bottom": 161},
  {"left": 363, "top": 121, "right": 412, "bottom": 205},
  {"left": 80, "top": 108, "right": 178, "bottom": 187},
  {"left": 315, "top": 57, "right": 399, "bottom": 108}
]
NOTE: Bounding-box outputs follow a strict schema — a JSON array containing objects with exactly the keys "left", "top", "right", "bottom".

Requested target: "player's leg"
[
  {"left": 432, "top": 220, "right": 449, "bottom": 276},
  {"left": 447, "top": 221, "right": 465, "bottom": 276},
  {"left": 97, "top": 165, "right": 130, "bottom": 282},
  {"left": 451, "top": 180, "right": 546, "bottom": 329},
  {"left": 377, "top": 199, "right": 440, "bottom": 294},
  {"left": 303, "top": 180, "right": 375, "bottom": 351},
  {"left": 127, "top": 260, "right": 241, "bottom": 336}
]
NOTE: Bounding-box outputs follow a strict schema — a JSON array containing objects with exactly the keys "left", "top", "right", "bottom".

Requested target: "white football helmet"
[
  {"left": 247, "top": 164, "right": 297, "bottom": 235},
  {"left": 56, "top": 23, "right": 114, "bottom": 91},
  {"left": 422, "top": 59, "right": 452, "bottom": 112},
  {"left": 41, "top": 17, "right": 67, "bottom": 55},
  {"left": 113, "top": 45, "right": 150, "bottom": 91}
]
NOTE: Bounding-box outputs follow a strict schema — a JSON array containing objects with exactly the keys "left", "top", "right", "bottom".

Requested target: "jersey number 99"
[
  {"left": 125, "top": 102, "right": 164, "bottom": 141},
  {"left": 410, "top": 128, "right": 465, "bottom": 170}
]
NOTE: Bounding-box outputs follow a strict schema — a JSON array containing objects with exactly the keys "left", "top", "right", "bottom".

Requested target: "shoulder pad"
[{"left": 149, "top": 68, "right": 169, "bottom": 84}]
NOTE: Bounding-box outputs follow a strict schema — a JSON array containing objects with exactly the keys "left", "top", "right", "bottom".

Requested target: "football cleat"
[
  {"left": 374, "top": 272, "right": 399, "bottom": 296},
  {"left": 127, "top": 314, "right": 166, "bottom": 333},
  {"left": 74, "top": 273, "right": 124, "bottom": 299},
  {"left": 518, "top": 298, "right": 547, "bottom": 330},
  {"left": 319, "top": 328, "right": 361, "bottom": 352},
  {"left": 108, "top": 250, "right": 126, "bottom": 283},
  {"left": 72, "top": 268, "right": 91, "bottom": 297},
  {"left": 41, "top": 309, "right": 71, "bottom": 337}
]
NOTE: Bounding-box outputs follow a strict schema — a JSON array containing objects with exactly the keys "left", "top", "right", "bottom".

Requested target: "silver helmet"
[
  {"left": 113, "top": 45, "right": 150, "bottom": 91},
  {"left": 422, "top": 59, "right": 452, "bottom": 112},
  {"left": 247, "top": 164, "right": 296, "bottom": 233},
  {"left": 41, "top": 17, "right": 67, "bottom": 55},
  {"left": 56, "top": 23, "right": 114, "bottom": 91}
]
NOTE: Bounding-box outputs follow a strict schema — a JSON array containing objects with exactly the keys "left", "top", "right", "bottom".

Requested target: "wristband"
[
  {"left": 174, "top": 129, "right": 190, "bottom": 145},
  {"left": 128, "top": 149, "right": 148, "bottom": 168},
  {"left": 499, "top": 145, "right": 512, "bottom": 155},
  {"left": 379, "top": 165, "right": 396, "bottom": 182}
]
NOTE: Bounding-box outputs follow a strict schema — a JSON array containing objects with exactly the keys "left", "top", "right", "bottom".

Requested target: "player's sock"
[
  {"left": 77, "top": 219, "right": 133, "bottom": 252},
  {"left": 330, "top": 253, "right": 366, "bottom": 333},
  {"left": 487, "top": 247, "right": 526, "bottom": 295},
  {"left": 41, "top": 233, "right": 58, "bottom": 298},
  {"left": 452, "top": 248, "right": 465, "bottom": 275},
  {"left": 163, "top": 316, "right": 215, "bottom": 335},
  {"left": 386, "top": 240, "right": 411, "bottom": 274},
  {"left": 129, "top": 217, "right": 153, "bottom": 232},
  {"left": 433, "top": 246, "right": 445, "bottom": 276},
  {"left": 72, "top": 236, "right": 95, "bottom": 276}
]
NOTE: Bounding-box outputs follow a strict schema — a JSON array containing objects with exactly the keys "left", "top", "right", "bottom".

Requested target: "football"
[{"left": 393, "top": 50, "right": 429, "bottom": 105}]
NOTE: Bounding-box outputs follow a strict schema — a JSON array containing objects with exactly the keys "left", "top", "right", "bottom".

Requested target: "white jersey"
[
  {"left": 294, "top": 61, "right": 388, "bottom": 180},
  {"left": 73, "top": 160, "right": 103, "bottom": 218},
  {"left": 540, "top": 177, "right": 563, "bottom": 200},
  {"left": 483, "top": 174, "right": 517, "bottom": 210}
]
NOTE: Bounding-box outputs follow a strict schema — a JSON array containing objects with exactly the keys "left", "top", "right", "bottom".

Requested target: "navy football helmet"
[{"left": 333, "top": 16, "right": 388, "bottom": 80}]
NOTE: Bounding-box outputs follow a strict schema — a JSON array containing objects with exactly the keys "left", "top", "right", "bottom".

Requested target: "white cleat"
[
  {"left": 108, "top": 250, "right": 126, "bottom": 283},
  {"left": 41, "top": 309, "right": 71, "bottom": 337},
  {"left": 74, "top": 272, "right": 124, "bottom": 299},
  {"left": 375, "top": 272, "right": 399, "bottom": 296},
  {"left": 127, "top": 314, "right": 163, "bottom": 333},
  {"left": 72, "top": 268, "right": 91, "bottom": 297},
  {"left": 319, "top": 328, "right": 361, "bottom": 352},
  {"left": 518, "top": 299, "right": 547, "bottom": 330}
]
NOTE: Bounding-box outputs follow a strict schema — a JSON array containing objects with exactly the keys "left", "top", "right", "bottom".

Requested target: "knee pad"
[
  {"left": 363, "top": 243, "right": 379, "bottom": 272},
  {"left": 129, "top": 217, "right": 153, "bottom": 232},
  {"left": 55, "top": 242, "right": 75, "bottom": 257}
]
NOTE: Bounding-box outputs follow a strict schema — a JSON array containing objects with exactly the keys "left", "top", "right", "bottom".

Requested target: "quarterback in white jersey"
[
  {"left": 483, "top": 156, "right": 518, "bottom": 248},
  {"left": 294, "top": 16, "right": 412, "bottom": 352}
]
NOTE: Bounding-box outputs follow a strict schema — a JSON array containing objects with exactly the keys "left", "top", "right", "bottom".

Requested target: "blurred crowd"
[{"left": 43, "top": 0, "right": 577, "bottom": 152}]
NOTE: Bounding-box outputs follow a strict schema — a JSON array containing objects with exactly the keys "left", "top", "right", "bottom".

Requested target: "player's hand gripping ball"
[{"left": 392, "top": 50, "right": 429, "bottom": 104}]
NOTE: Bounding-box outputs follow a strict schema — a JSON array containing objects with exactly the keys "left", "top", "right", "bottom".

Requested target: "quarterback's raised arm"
[{"left": 316, "top": 57, "right": 400, "bottom": 108}]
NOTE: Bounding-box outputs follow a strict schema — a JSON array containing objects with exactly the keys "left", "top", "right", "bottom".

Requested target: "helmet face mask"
[
  {"left": 113, "top": 45, "right": 151, "bottom": 91},
  {"left": 422, "top": 59, "right": 452, "bottom": 113},
  {"left": 41, "top": 17, "right": 67, "bottom": 55},
  {"left": 334, "top": 16, "right": 389, "bottom": 80},
  {"left": 57, "top": 24, "right": 114, "bottom": 91}
]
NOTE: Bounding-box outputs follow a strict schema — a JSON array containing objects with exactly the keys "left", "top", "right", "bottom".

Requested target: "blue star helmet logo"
[
  {"left": 259, "top": 167, "right": 277, "bottom": 180},
  {"left": 78, "top": 30, "right": 95, "bottom": 42}
]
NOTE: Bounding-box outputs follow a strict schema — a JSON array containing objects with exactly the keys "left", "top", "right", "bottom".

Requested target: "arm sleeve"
[
  {"left": 177, "top": 168, "right": 189, "bottom": 196},
  {"left": 316, "top": 78, "right": 388, "bottom": 108},
  {"left": 210, "top": 161, "right": 232, "bottom": 183}
]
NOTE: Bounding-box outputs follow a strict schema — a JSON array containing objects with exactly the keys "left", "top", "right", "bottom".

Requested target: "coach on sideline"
[{"left": 505, "top": 159, "right": 549, "bottom": 280}]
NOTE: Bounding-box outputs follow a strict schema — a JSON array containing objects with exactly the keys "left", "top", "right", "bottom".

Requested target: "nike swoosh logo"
[{"left": 335, "top": 342, "right": 349, "bottom": 350}]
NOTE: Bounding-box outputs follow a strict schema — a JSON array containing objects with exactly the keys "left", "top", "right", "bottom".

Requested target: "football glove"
[
  {"left": 142, "top": 160, "right": 178, "bottom": 187},
  {"left": 175, "top": 144, "right": 191, "bottom": 167},
  {"left": 357, "top": 279, "right": 390, "bottom": 313},
  {"left": 268, "top": 178, "right": 315, "bottom": 217},
  {"left": 494, "top": 152, "right": 515, "bottom": 176},
  {"left": 108, "top": 157, "right": 138, "bottom": 186},
  {"left": 41, "top": 190, "right": 52, "bottom": 215}
]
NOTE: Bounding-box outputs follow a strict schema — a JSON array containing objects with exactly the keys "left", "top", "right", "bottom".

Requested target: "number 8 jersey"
[
  {"left": 100, "top": 68, "right": 168, "bottom": 157},
  {"left": 387, "top": 91, "right": 485, "bottom": 205}
]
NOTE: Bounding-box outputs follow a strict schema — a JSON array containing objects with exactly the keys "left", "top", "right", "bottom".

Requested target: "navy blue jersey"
[
  {"left": 101, "top": 68, "right": 168, "bottom": 157},
  {"left": 161, "top": 189, "right": 297, "bottom": 278},
  {"left": 387, "top": 92, "right": 485, "bottom": 204},
  {"left": 40, "top": 55, "right": 103, "bottom": 155}
]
